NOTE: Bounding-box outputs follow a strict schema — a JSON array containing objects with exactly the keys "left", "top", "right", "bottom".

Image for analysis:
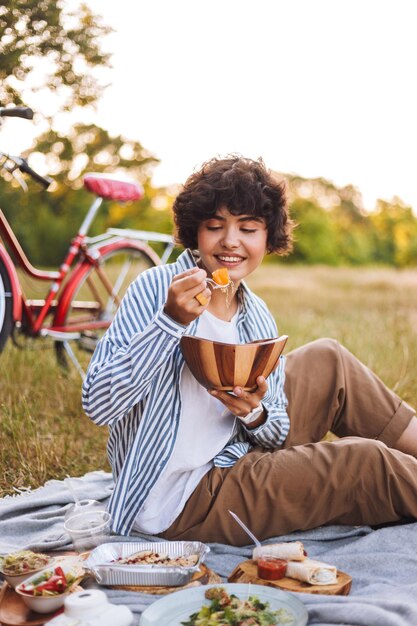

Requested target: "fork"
[{"left": 205, "top": 277, "right": 231, "bottom": 289}]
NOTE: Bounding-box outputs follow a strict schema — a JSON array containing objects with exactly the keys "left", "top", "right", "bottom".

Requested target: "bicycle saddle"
[{"left": 83, "top": 174, "right": 144, "bottom": 202}]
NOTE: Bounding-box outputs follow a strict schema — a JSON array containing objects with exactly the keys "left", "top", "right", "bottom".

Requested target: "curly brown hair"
[{"left": 173, "top": 155, "right": 294, "bottom": 254}]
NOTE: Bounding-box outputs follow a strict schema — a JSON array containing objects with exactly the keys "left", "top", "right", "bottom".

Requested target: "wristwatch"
[{"left": 237, "top": 404, "right": 264, "bottom": 426}]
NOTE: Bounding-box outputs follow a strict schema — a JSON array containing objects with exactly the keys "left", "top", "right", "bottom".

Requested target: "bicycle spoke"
[
  {"left": 60, "top": 341, "right": 86, "bottom": 379},
  {"left": 94, "top": 263, "right": 121, "bottom": 311},
  {"left": 111, "top": 255, "right": 134, "bottom": 298},
  {"left": 103, "top": 255, "right": 135, "bottom": 317}
]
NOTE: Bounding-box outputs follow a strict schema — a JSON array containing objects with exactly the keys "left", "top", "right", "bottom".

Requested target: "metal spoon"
[{"left": 228, "top": 510, "right": 262, "bottom": 548}]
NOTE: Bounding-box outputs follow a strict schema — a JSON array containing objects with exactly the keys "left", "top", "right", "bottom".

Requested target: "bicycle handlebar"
[
  {"left": 18, "top": 157, "right": 53, "bottom": 189},
  {"left": 0, "top": 106, "right": 34, "bottom": 120},
  {"left": 0, "top": 106, "right": 52, "bottom": 188}
]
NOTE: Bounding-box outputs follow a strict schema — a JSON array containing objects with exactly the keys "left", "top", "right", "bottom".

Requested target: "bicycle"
[{"left": 0, "top": 106, "right": 176, "bottom": 376}]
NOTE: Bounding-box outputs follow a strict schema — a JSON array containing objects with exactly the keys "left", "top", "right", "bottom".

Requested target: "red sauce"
[{"left": 257, "top": 557, "right": 287, "bottom": 580}]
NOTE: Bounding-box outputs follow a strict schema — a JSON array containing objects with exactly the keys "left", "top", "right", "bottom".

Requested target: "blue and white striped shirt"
[{"left": 82, "top": 249, "right": 289, "bottom": 535}]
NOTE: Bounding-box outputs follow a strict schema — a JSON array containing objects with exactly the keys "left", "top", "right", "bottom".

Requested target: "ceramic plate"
[{"left": 139, "top": 582, "right": 308, "bottom": 626}]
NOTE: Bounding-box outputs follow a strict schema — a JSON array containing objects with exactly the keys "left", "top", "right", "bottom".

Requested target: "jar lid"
[{"left": 64, "top": 589, "right": 108, "bottom": 618}]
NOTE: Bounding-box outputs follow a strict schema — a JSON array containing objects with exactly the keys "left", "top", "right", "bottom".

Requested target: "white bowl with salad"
[
  {"left": 15, "top": 561, "right": 84, "bottom": 614},
  {"left": 0, "top": 550, "right": 55, "bottom": 588}
]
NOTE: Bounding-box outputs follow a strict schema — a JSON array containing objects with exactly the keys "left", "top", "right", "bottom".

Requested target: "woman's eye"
[
  {"left": 241, "top": 228, "right": 257, "bottom": 233},
  {"left": 206, "top": 225, "right": 222, "bottom": 231}
]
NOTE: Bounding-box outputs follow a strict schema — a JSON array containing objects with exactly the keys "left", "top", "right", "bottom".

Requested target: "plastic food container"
[
  {"left": 15, "top": 562, "right": 84, "bottom": 614},
  {"left": 84, "top": 541, "right": 209, "bottom": 587},
  {"left": 0, "top": 557, "right": 56, "bottom": 589},
  {"left": 65, "top": 499, "right": 106, "bottom": 523},
  {"left": 257, "top": 557, "right": 288, "bottom": 580},
  {"left": 64, "top": 510, "right": 112, "bottom": 553}
]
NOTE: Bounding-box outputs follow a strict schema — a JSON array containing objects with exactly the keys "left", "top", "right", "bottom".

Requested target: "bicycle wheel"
[
  {"left": 54, "top": 242, "right": 159, "bottom": 371},
  {"left": 0, "top": 260, "right": 13, "bottom": 352}
]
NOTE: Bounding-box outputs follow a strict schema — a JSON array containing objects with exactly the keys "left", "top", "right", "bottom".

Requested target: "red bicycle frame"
[
  {"left": 52, "top": 238, "right": 160, "bottom": 333},
  {"left": 0, "top": 107, "right": 175, "bottom": 374},
  {"left": 0, "top": 175, "right": 161, "bottom": 338}
]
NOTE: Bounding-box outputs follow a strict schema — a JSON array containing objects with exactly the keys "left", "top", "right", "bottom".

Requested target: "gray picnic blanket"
[{"left": 1, "top": 470, "right": 417, "bottom": 626}]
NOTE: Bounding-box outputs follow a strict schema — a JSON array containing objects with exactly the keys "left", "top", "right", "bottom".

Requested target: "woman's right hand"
[{"left": 164, "top": 267, "right": 211, "bottom": 325}]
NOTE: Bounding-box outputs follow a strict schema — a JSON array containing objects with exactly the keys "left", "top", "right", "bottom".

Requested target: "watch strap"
[{"left": 237, "top": 404, "right": 264, "bottom": 425}]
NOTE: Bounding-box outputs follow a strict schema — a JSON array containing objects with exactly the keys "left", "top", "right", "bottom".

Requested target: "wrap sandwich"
[
  {"left": 253, "top": 541, "right": 305, "bottom": 562},
  {"left": 285, "top": 557, "right": 337, "bottom": 585}
]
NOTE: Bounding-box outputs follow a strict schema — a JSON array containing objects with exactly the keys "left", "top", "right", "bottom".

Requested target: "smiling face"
[{"left": 197, "top": 207, "right": 268, "bottom": 285}]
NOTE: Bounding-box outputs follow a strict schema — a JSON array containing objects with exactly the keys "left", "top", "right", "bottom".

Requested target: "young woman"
[{"left": 82, "top": 156, "right": 417, "bottom": 545}]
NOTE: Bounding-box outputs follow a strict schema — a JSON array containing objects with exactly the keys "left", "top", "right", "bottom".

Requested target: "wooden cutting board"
[
  {"left": 228, "top": 559, "right": 352, "bottom": 596},
  {"left": 111, "top": 563, "right": 222, "bottom": 594}
]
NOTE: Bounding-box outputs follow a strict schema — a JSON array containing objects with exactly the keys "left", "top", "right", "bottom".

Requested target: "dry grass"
[
  {"left": 0, "top": 344, "right": 109, "bottom": 498},
  {"left": 247, "top": 265, "right": 417, "bottom": 407},
  {"left": 1, "top": 265, "right": 416, "bottom": 497}
]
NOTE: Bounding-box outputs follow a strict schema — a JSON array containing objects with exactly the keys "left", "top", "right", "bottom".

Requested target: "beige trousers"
[{"left": 162, "top": 339, "right": 417, "bottom": 545}]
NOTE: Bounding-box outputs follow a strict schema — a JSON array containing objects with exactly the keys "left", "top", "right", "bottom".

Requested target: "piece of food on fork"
[
  {"left": 195, "top": 268, "right": 230, "bottom": 305},
  {"left": 211, "top": 267, "right": 230, "bottom": 286}
]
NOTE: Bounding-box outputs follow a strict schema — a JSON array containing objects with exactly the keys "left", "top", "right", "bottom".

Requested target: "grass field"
[{"left": 1, "top": 265, "right": 416, "bottom": 498}]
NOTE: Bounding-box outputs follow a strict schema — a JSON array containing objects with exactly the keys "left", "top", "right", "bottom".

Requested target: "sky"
[{"left": 7, "top": 0, "right": 417, "bottom": 212}]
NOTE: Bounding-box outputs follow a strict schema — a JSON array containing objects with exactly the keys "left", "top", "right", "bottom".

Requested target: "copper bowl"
[{"left": 180, "top": 334, "right": 288, "bottom": 391}]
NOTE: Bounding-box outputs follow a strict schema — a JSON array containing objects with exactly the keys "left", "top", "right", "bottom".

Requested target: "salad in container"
[
  {"left": 15, "top": 561, "right": 84, "bottom": 614},
  {"left": 0, "top": 550, "right": 55, "bottom": 588}
]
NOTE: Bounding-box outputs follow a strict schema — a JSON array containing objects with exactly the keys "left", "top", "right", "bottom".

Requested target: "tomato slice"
[
  {"left": 54, "top": 566, "right": 67, "bottom": 580},
  {"left": 36, "top": 576, "right": 66, "bottom": 592},
  {"left": 35, "top": 568, "right": 68, "bottom": 593}
]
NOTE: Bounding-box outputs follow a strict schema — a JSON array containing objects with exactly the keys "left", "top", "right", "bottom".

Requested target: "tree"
[
  {"left": 0, "top": 0, "right": 111, "bottom": 109},
  {"left": 286, "top": 174, "right": 368, "bottom": 265},
  {"left": 289, "top": 198, "right": 339, "bottom": 265},
  {"left": 370, "top": 199, "right": 417, "bottom": 267},
  {"left": 281, "top": 174, "right": 417, "bottom": 267},
  {"left": 0, "top": 1, "right": 170, "bottom": 266}
]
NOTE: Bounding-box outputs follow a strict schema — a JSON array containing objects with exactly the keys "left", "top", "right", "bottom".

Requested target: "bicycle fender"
[
  {"left": 85, "top": 239, "right": 161, "bottom": 267},
  {"left": 0, "top": 244, "right": 22, "bottom": 321}
]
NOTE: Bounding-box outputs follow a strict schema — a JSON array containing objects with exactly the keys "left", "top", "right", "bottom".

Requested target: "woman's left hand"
[{"left": 209, "top": 376, "right": 268, "bottom": 420}]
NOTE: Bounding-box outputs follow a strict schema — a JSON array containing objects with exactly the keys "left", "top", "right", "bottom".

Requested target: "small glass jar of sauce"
[{"left": 257, "top": 557, "right": 288, "bottom": 580}]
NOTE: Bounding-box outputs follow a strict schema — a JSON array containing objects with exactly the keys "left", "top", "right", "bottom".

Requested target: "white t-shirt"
[{"left": 133, "top": 308, "right": 239, "bottom": 534}]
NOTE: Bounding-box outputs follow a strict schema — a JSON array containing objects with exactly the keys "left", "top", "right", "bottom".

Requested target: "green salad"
[
  {"left": 181, "top": 586, "right": 294, "bottom": 626},
  {"left": 0, "top": 550, "right": 50, "bottom": 575}
]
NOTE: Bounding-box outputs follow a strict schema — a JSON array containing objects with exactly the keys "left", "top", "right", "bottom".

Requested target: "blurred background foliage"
[
  {"left": 1, "top": 0, "right": 417, "bottom": 268},
  {"left": 284, "top": 179, "right": 417, "bottom": 267}
]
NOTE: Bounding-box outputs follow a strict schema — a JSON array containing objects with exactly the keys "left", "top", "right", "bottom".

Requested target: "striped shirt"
[{"left": 82, "top": 249, "right": 289, "bottom": 535}]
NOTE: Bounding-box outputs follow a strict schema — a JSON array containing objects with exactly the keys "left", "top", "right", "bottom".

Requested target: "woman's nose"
[{"left": 221, "top": 228, "right": 240, "bottom": 248}]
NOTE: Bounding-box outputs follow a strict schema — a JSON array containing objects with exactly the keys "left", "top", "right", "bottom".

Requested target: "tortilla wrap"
[
  {"left": 285, "top": 557, "right": 338, "bottom": 585},
  {"left": 253, "top": 541, "right": 305, "bottom": 562}
]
